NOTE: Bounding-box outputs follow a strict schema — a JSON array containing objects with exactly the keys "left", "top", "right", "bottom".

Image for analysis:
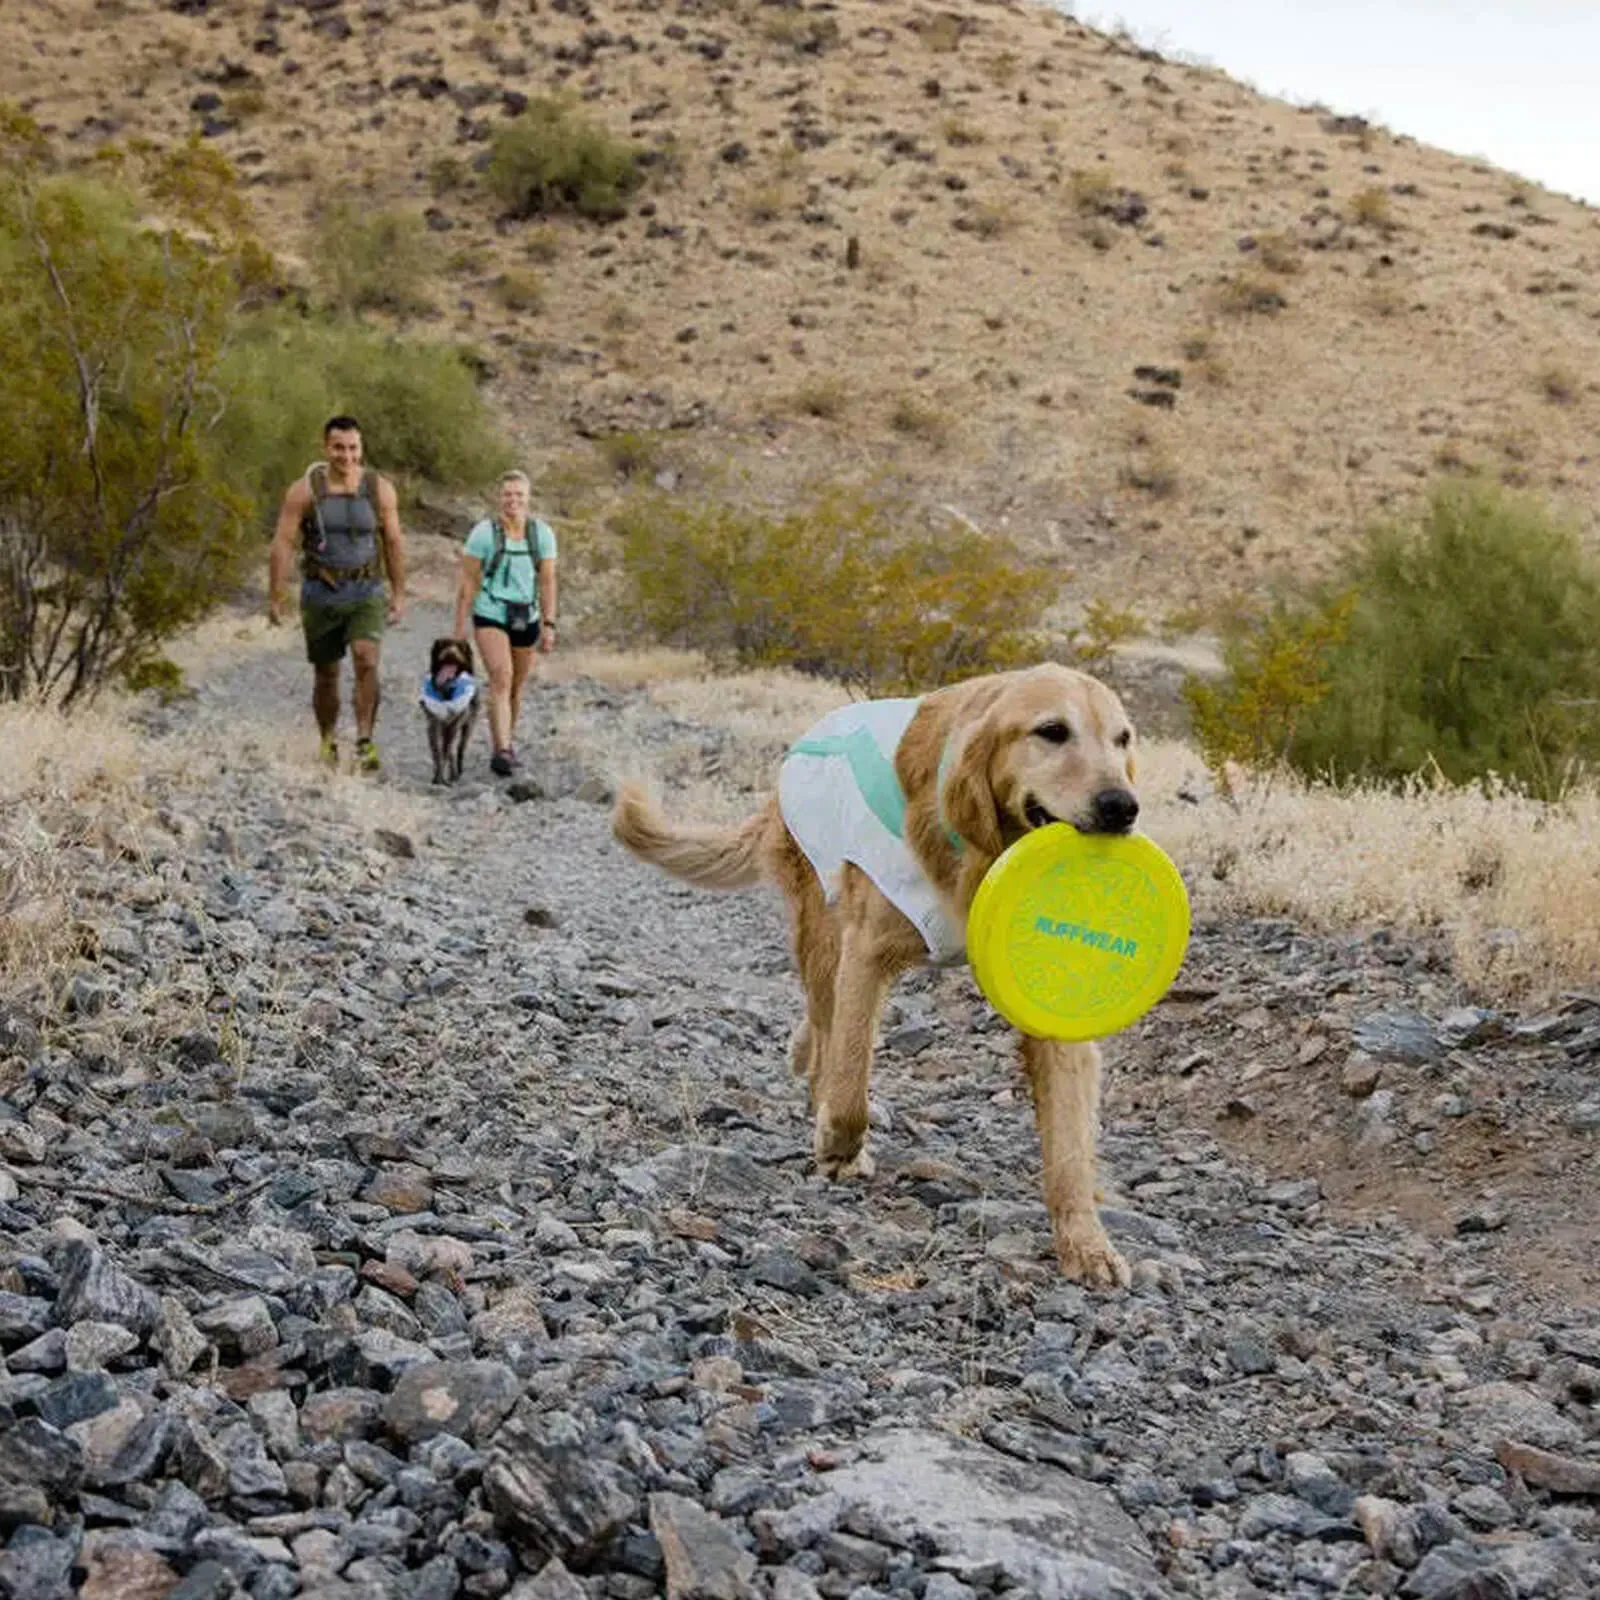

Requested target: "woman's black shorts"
[{"left": 473, "top": 612, "right": 541, "bottom": 650}]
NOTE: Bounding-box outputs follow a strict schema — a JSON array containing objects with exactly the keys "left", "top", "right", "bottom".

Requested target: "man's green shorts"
[{"left": 302, "top": 593, "right": 387, "bottom": 667}]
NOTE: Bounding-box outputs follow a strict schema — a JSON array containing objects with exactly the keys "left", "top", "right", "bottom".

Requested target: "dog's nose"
[{"left": 1091, "top": 788, "right": 1139, "bottom": 834}]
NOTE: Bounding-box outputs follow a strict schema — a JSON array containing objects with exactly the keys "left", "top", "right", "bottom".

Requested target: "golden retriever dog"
[{"left": 612, "top": 663, "right": 1141, "bottom": 1287}]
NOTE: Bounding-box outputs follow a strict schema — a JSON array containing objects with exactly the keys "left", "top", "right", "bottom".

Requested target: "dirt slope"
[{"left": 6, "top": 0, "right": 1599, "bottom": 614}]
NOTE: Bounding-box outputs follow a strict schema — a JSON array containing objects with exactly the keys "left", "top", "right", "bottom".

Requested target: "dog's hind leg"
[
  {"left": 810, "top": 868, "right": 921, "bottom": 1181},
  {"left": 428, "top": 722, "right": 446, "bottom": 786},
  {"left": 788, "top": 872, "right": 838, "bottom": 1085},
  {"left": 1021, "top": 1036, "right": 1130, "bottom": 1289}
]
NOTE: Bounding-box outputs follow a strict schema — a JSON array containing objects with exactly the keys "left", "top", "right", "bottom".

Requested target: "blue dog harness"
[{"left": 419, "top": 671, "right": 478, "bottom": 722}]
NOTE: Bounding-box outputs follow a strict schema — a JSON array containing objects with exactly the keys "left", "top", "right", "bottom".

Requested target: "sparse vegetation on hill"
[
  {"left": 7, "top": 0, "right": 1595, "bottom": 616},
  {"left": 0, "top": 105, "right": 515, "bottom": 700}
]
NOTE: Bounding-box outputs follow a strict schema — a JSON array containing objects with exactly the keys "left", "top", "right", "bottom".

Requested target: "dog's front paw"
[
  {"left": 815, "top": 1144, "right": 876, "bottom": 1181},
  {"left": 813, "top": 1116, "right": 874, "bottom": 1181},
  {"left": 1053, "top": 1218, "right": 1130, "bottom": 1289}
]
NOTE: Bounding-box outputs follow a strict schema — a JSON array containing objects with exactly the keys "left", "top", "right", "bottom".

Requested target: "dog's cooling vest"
[
  {"left": 777, "top": 698, "right": 966, "bottom": 964},
  {"left": 418, "top": 672, "right": 478, "bottom": 722}
]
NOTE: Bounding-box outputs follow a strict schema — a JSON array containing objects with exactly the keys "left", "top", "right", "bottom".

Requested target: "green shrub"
[
  {"left": 213, "top": 312, "right": 510, "bottom": 522},
  {"left": 611, "top": 493, "right": 1056, "bottom": 693},
  {"left": 486, "top": 98, "right": 644, "bottom": 222},
  {"left": 1186, "top": 483, "right": 1600, "bottom": 796},
  {"left": 310, "top": 200, "right": 435, "bottom": 316},
  {"left": 790, "top": 377, "right": 850, "bottom": 420},
  {"left": 889, "top": 395, "right": 953, "bottom": 448},
  {"left": 1183, "top": 595, "right": 1356, "bottom": 782},
  {"left": 0, "top": 115, "right": 256, "bottom": 704},
  {"left": 597, "top": 431, "right": 661, "bottom": 480},
  {"left": 494, "top": 268, "right": 544, "bottom": 312}
]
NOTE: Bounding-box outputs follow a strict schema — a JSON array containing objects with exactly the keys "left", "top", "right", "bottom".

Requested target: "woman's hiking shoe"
[
  {"left": 319, "top": 737, "right": 339, "bottom": 769},
  {"left": 356, "top": 738, "right": 381, "bottom": 774},
  {"left": 490, "top": 749, "right": 514, "bottom": 778}
]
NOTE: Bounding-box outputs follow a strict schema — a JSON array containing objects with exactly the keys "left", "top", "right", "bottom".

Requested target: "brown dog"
[
  {"left": 613, "top": 663, "right": 1141, "bottom": 1286},
  {"left": 420, "top": 637, "right": 479, "bottom": 785}
]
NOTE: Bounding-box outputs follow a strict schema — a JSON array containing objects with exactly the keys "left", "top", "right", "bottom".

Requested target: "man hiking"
[{"left": 268, "top": 416, "right": 408, "bottom": 772}]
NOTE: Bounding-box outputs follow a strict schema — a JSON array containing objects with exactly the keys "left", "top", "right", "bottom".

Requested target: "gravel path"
[{"left": 0, "top": 601, "right": 1595, "bottom": 1600}]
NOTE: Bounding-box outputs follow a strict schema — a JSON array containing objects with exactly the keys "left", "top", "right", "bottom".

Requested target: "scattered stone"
[
  {"left": 385, "top": 1359, "right": 521, "bottom": 1445},
  {"left": 484, "top": 1414, "right": 639, "bottom": 1564},
  {"left": 650, "top": 1492, "right": 758, "bottom": 1599},
  {"left": 1496, "top": 1438, "right": 1600, "bottom": 1495}
]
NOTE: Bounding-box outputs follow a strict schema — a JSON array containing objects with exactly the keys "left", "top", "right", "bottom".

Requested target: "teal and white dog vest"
[{"left": 777, "top": 698, "right": 967, "bottom": 964}]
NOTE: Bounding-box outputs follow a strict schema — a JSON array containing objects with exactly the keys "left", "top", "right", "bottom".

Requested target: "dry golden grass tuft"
[
  {"left": 494, "top": 269, "right": 545, "bottom": 314},
  {"left": 1216, "top": 271, "right": 1288, "bottom": 317},
  {"left": 889, "top": 395, "right": 955, "bottom": 448},
  {"left": 1538, "top": 364, "right": 1580, "bottom": 406},
  {"left": 788, "top": 382, "right": 848, "bottom": 422},
  {"left": 1348, "top": 185, "right": 1394, "bottom": 229},
  {"left": 1140, "top": 747, "right": 1600, "bottom": 1001}
]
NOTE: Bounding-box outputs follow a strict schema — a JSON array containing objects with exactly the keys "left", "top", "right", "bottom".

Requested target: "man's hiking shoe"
[
  {"left": 490, "top": 749, "right": 514, "bottom": 778},
  {"left": 319, "top": 737, "right": 339, "bottom": 769},
  {"left": 356, "top": 738, "right": 381, "bottom": 774}
]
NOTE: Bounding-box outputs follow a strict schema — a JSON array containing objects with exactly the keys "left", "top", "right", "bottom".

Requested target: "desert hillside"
[{"left": 6, "top": 0, "right": 1599, "bottom": 614}]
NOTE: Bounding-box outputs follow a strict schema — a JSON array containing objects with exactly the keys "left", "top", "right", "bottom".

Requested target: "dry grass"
[
  {"left": 1349, "top": 185, "right": 1393, "bottom": 229},
  {"left": 495, "top": 269, "right": 545, "bottom": 313},
  {"left": 646, "top": 665, "right": 850, "bottom": 746},
  {"left": 549, "top": 646, "right": 712, "bottom": 687},
  {"left": 0, "top": 700, "right": 186, "bottom": 988},
  {"left": 1141, "top": 746, "right": 1600, "bottom": 1001},
  {"left": 1216, "top": 271, "right": 1287, "bottom": 317},
  {"left": 0, "top": 690, "right": 429, "bottom": 999},
  {"left": 1538, "top": 364, "right": 1580, "bottom": 406},
  {"left": 1254, "top": 230, "right": 1303, "bottom": 275},
  {"left": 790, "top": 376, "right": 851, "bottom": 421},
  {"left": 889, "top": 395, "right": 954, "bottom": 448}
]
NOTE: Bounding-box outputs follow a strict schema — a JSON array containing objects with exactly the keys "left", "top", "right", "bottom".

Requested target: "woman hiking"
[{"left": 453, "top": 470, "right": 558, "bottom": 778}]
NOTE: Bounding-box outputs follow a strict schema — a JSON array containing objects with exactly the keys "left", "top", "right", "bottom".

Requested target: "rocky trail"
[{"left": 0, "top": 601, "right": 1596, "bottom": 1600}]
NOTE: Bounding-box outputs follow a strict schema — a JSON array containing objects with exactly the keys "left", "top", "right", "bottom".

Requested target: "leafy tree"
[{"left": 0, "top": 111, "right": 260, "bottom": 704}]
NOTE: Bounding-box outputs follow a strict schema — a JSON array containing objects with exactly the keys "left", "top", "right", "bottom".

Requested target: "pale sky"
[{"left": 1071, "top": 2, "right": 1599, "bottom": 207}]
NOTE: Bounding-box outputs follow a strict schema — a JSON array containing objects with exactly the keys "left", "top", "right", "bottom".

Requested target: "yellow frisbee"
[{"left": 966, "top": 825, "right": 1191, "bottom": 1041}]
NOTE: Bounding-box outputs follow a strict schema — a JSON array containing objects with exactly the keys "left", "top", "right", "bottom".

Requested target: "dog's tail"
[{"left": 612, "top": 784, "right": 770, "bottom": 890}]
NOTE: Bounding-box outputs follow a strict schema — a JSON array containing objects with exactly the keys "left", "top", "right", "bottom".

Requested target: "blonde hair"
[{"left": 499, "top": 470, "right": 531, "bottom": 491}]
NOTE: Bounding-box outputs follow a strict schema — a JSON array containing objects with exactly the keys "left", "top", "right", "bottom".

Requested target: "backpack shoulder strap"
[
  {"left": 482, "top": 518, "right": 507, "bottom": 589},
  {"left": 301, "top": 462, "right": 329, "bottom": 551}
]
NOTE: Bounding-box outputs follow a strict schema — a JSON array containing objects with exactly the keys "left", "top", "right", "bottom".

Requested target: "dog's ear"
[
  {"left": 941, "top": 715, "right": 1006, "bottom": 859},
  {"left": 461, "top": 638, "right": 475, "bottom": 674}
]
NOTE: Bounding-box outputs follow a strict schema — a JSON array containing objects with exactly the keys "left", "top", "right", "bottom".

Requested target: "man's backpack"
[{"left": 300, "top": 462, "right": 384, "bottom": 577}]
